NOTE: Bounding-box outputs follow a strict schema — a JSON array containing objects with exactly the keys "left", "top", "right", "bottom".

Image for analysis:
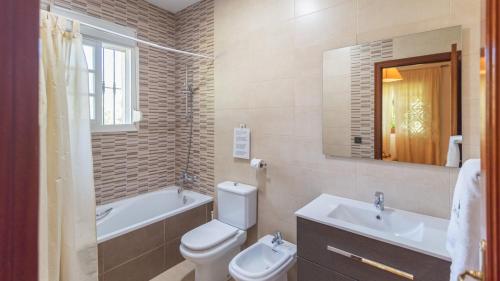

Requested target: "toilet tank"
[{"left": 217, "top": 181, "right": 257, "bottom": 230}]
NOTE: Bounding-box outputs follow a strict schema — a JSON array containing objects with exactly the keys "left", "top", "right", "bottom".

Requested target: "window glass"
[
  {"left": 83, "top": 45, "right": 94, "bottom": 70},
  {"left": 115, "top": 89, "right": 124, "bottom": 124},
  {"left": 103, "top": 87, "right": 114, "bottom": 125},
  {"left": 89, "top": 96, "right": 95, "bottom": 120},
  {"left": 88, "top": 73, "right": 95, "bottom": 94},
  {"left": 115, "top": 50, "right": 125, "bottom": 88},
  {"left": 103, "top": 48, "right": 114, "bottom": 89}
]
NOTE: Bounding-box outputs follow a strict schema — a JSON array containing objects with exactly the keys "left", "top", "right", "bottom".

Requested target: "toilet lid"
[{"left": 181, "top": 219, "right": 239, "bottom": 251}]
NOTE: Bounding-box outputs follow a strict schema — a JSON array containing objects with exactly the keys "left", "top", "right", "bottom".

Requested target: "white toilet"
[
  {"left": 180, "top": 181, "right": 257, "bottom": 281},
  {"left": 229, "top": 235, "right": 297, "bottom": 281}
]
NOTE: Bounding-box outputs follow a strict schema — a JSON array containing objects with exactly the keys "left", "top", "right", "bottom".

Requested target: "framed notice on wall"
[{"left": 233, "top": 127, "right": 250, "bottom": 159}]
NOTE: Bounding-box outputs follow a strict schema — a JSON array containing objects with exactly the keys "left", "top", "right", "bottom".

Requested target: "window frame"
[{"left": 83, "top": 37, "right": 139, "bottom": 133}]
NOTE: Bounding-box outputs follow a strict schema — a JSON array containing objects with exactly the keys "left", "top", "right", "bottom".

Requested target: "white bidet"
[{"left": 229, "top": 234, "right": 297, "bottom": 281}]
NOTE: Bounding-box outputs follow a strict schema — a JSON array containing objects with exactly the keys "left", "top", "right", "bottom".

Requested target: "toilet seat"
[
  {"left": 182, "top": 219, "right": 239, "bottom": 251},
  {"left": 180, "top": 219, "right": 247, "bottom": 265}
]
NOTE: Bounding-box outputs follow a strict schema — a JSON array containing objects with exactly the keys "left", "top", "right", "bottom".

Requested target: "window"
[
  {"left": 83, "top": 39, "right": 138, "bottom": 132},
  {"left": 83, "top": 40, "right": 138, "bottom": 131},
  {"left": 50, "top": 5, "right": 140, "bottom": 132}
]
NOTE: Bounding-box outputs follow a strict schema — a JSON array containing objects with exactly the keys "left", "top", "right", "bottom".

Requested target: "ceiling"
[{"left": 146, "top": 0, "right": 202, "bottom": 13}]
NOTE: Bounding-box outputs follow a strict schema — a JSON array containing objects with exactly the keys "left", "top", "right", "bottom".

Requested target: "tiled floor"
[
  {"left": 150, "top": 260, "right": 235, "bottom": 281},
  {"left": 150, "top": 260, "right": 194, "bottom": 281}
]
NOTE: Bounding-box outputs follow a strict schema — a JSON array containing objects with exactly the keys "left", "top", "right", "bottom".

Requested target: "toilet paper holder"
[{"left": 251, "top": 158, "right": 267, "bottom": 169}]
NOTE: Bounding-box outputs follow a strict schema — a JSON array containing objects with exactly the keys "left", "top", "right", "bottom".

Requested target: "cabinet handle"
[{"left": 326, "top": 245, "right": 414, "bottom": 280}]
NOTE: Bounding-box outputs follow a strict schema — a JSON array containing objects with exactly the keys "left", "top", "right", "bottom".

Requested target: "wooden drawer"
[
  {"left": 298, "top": 257, "right": 357, "bottom": 281},
  {"left": 297, "top": 217, "right": 450, "bottom": 281}
]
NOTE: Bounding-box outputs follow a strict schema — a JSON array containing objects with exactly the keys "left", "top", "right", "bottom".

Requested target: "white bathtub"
[{"left": 96, "top": 187, "right": 213, "bottom": 243}]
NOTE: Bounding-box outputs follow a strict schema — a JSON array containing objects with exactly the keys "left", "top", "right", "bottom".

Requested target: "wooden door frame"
[
  {"left": 373, "top": 51, "right": 462, "bottom": 160},
  {"left": 0, "top": 0, "right": 39, "bottom": 281},
  {"left": 483, "top": 0, "right": 500, "bottom": 280}
]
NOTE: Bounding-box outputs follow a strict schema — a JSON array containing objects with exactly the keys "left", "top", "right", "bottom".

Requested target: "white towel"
[
  {"left": 447, "top": 159, "right": 483, "bottom": 281},
  {"left": 446, "top": 135, "right": 463, "bottom": 167}
]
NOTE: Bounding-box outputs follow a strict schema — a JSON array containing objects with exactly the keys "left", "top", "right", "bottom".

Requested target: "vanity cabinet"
[
  {"left": 298, "top": 258, "right": 356, "bottom": 281},
  {"left": 297, "top": 217, "right": 451, "bottom": 281}
]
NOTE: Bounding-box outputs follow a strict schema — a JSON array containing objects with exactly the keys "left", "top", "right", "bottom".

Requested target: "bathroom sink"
[
  {"left": 328, "top": 203, "right": 424, "bottom": 242},
  {"left": 295, "top": 194, "right": 451, "bottom": 261}
]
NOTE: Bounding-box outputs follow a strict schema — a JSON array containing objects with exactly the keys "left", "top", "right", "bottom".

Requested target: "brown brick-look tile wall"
[
  {"left": 174, "top": 0, "right": 215, "bottom": 196},
  {"left": 44, "top": 0, "right": 178, "bottom": 204},
  {"left": 42, "top": 0, "right": 215, "bottom": 203},
  {"left": 97, "top": 202, "right": 212, "bottom": 281}
]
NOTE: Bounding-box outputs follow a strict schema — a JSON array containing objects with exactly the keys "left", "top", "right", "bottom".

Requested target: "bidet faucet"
[
  {"left": 272, "top": 232, "right": 283, "bottom": 246},
  {"left": 374, "top": 191, "right": 385, "bottom": 211}
]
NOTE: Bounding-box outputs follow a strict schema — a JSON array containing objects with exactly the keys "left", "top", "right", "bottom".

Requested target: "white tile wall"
[{"left": 214, "top": 3, "right": 481, "bottom": 279}]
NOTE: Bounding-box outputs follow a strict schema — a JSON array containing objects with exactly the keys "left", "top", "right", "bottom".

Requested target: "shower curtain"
[{"left": 39, "top": 10, "right": 98, "bottom": 281}]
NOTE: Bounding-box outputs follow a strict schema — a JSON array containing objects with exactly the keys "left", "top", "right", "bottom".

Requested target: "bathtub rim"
[{"left": 96, "top": 186, "right": 213, "bottom": 244}]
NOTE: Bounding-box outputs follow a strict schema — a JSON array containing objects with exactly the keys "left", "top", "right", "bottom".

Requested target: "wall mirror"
[{"left": 322, "top": 26, "right": 463, "bottom": 167}]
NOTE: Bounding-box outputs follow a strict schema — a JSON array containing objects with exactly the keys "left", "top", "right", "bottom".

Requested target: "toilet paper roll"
[{"left": 250, "top": 158, "right": 266, "bottom": 169}]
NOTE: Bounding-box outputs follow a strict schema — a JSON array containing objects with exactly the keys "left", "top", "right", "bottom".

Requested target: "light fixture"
[
  {"left": 480, "top": 57, "right": 486, "bottom": 75},
  {"left": 383, "top": 68, "right": 403, "bottom": 82}
]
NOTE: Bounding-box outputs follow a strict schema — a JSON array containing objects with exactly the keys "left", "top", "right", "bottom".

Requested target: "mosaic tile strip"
[{"left": 350, "top": 39, "right": 393, "bottom": 159}]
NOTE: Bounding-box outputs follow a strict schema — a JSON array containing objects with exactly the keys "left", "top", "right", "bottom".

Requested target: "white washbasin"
[
  {"left": 295, "top": 194, "right": 450, "bottom": 261},
  {"left": 328, "top": 203, "right": 424, "bottom": 242}
]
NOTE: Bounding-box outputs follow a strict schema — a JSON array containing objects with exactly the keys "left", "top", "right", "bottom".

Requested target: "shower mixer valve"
[
  {"left": 178, "top": 171, "right": 198, "bottom": 194},
  {"left": 179, "top": 171, "right": 198, "bottom": 184}
]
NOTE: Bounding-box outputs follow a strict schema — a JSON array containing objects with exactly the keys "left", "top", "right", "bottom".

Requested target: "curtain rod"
[
  {"left": 78, "top": 21, "right": 214, "bottom": 60},
  {"left": 41, "top": 7, "right": 214, "bottom": 60}
]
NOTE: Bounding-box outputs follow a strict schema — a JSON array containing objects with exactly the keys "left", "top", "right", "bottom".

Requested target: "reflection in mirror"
[
  {"left": 379, "top": 61, "right": 457, "bottom": 165},
  {"left": 322, "top": 26, "right": 463, "bottom": 167}
]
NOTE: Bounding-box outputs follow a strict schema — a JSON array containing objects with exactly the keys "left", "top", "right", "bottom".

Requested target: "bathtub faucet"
[
  {"left": 178, "top": 171, "right": 198, "bottom": 193},
  {"left": 179, "top": 171, "right": 198, "bottom": 183}
]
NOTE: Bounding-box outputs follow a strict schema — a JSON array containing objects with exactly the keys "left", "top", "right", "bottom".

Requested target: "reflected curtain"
[
  {"left": 382, "top": 87, "right": 396, "bottom": 160},
  {"left": 382, "top": 67, "right": 445, "bottom": 165},
  {"left": 39, "top": 10, "right": 98, "bottom": 281}
]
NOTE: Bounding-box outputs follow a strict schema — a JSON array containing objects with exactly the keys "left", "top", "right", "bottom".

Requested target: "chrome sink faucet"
[
  {"left": 374, "top": 191, "right": 385, "bottom": 211},
  {"left": 272, "top": 231, "right": 284, "bottom": 247}
]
